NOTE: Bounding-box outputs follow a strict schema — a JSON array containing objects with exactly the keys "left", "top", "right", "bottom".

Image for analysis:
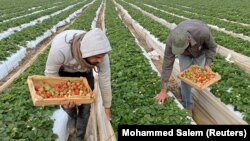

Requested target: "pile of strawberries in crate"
[
  {"left": 178, "top": 65, "right": 221, "bottom": 90},
  {"left": 34, "top": 80, "right": 91, "bottom": 99}
]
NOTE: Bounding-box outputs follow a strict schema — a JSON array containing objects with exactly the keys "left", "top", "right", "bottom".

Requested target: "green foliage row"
[
  {"left": 0, "top": 0, "right": 100, "bottom": 139},
  {"left": 105, "top": 0, "right": 191, "bottom": 134}
]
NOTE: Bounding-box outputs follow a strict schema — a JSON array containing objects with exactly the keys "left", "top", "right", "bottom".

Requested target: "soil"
[{"left": 96, "top": 1, "right": 105, "bottom": 30}]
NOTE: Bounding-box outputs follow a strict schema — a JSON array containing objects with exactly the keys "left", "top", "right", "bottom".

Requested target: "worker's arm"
[
  {"left": 97, "top": 54, "right": 112, "bottom": 120},
  {"left": 204, "top": 30, "right": 217, "bottom": 67},
  {"left": 156, "top": 35, "right": 175, "bottom": 103}
]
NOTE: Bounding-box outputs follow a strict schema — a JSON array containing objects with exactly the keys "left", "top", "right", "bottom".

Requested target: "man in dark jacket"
[{"left": 155, "top": 19, "right": 217, "bottom": 114}]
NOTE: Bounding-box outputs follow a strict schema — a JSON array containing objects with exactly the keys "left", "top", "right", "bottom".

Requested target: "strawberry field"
[{"left": 0, "top": 0, "right": 249, "bottom": 140}]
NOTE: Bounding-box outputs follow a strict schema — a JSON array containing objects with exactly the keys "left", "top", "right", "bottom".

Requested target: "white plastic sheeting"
[
  {"left": 51, "top": 107, "right": 69, "bottom": 141},
  {"left": 0, "top": 0, "right": 94, "bottom": 81},
  {"left": 0, "top": 46, "right": 26, "bottom": 80},
  {"left": 122, "top": 0, "right": 176, "bottom": 30},
  {"left": 148, "top": 50, "right": 160, "bottom": 61},
  {"left": 51, "top": 4, "right": 88, "bottom": 33},
  {"left": 226, "top": 104, "right": 245, "bottom": 119},
  {"left": 134, "top": 38, "right": 160, "bottom": 77},
  {"left": 51, "top": 21, "right": 68, "bottom": 33},
  {"left": 0, "top": 0, "right": 86, "bottom": 40},
  {"left": 0, "top": 62, "right": 9, "bottom": 80},
  {"left": 91, "top": 0, "right": 103, "bottom": 29},
  {"left": 26, "top": 31, "right": 53, "bottom": 48},
  {"left": 144, "top": 3, "right": 250, "bottom": 42},
  {"left": 51, "top": 77, "right": 116, "bottom": 141},
  {"left": 225, "top": 53, "right": 234, "bottom": 63},
  {"left": 115, "top": 1, "right": 165, "bottom": 59},
  {"left": 1, "top": 6, "right": 57, "bottom": 24}
]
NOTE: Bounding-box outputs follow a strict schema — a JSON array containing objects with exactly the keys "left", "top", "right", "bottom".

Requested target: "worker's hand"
[
  {"left": 155, "top": 89, "right": 168, "bottom": 104},
  {"left": 104, "top": 107, "right": 112, "bottom": 121},
  {"left": 205, "top": 65, "right": 212, "bottom": 73},
  {"left": 62, "top": 101, "right": 76, "bottom": 109}
]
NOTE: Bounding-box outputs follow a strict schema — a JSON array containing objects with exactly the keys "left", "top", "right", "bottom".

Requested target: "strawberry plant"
[
  {"left": 105, "top": 0, "right": 191, "bottom": 133},
  {"left": 0, "top": 50, "right": 58, "bottom": 140},
  {"left": 0, "top": 0, "right": 100, "bottom": 138},
  {"left": 116, "top": 0, "right": 250, "bottom": 123}
]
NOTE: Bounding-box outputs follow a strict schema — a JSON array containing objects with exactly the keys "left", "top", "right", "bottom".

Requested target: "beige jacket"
[{"left": 45, "top": 29, "right": 112, "bottom": 108}]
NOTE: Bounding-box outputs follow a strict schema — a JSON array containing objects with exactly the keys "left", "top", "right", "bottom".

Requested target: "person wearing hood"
[
  {"left": 155, "top": 19, "right": 217, "bottom": 115},
  {"left": 44, "top": 28, "right": 112, "bottom": 141}
]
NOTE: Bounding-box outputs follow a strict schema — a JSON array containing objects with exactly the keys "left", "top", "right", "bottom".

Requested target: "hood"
[{"left": 80, "top": 28, "right": 112, "bottom": 58}]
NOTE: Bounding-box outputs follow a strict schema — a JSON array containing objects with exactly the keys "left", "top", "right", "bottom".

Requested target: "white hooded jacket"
[{"left": 44, "top": 28, "right": 112, "bottom": 108}]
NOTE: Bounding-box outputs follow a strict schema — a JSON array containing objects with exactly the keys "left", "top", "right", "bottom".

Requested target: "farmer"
[
  {"left": 44, "top": 28, "right": 112, "bottom": 141},
  {"left": 155, "top": 19, "right": 217, "bottom": 114}
]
